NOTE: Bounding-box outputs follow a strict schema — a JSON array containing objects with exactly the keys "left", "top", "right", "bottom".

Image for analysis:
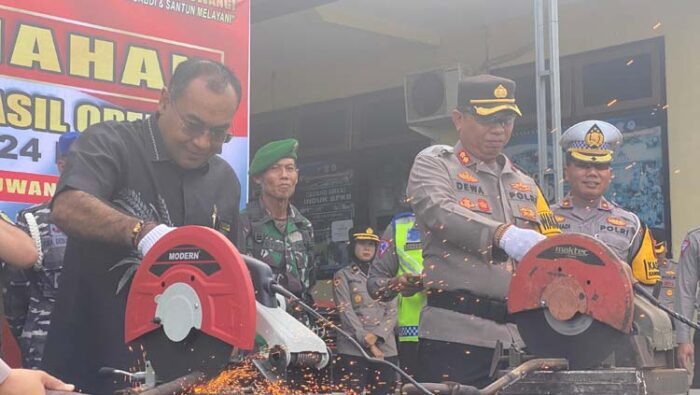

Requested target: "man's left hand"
[
  {"left": 498, "top": 226, "right": 546, "bottom": 261},
  {"left": 0, "top": 369, "right": 74, "bottom": 395}
]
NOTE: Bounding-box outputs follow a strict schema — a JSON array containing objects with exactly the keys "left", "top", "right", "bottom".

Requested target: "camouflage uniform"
[
  {"left": 4, "top": 202, "right": 67, "bottom": 369},
  {"left": 239, "top": 198, "right": 315, "bottom": 298}
]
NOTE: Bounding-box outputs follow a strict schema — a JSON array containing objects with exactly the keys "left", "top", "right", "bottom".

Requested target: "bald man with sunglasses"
[{"left": 42, "top": 59, "right": 243, "bottom": 395}]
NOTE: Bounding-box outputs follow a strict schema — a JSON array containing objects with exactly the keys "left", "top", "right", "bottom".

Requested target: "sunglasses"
[{"left": 171, "top": 102, "right": 232, "bottom": 144}]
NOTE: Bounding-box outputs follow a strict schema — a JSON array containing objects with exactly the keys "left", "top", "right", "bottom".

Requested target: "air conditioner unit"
[{"left": 404, "top": 64, "right": 468, "bottom": 141}]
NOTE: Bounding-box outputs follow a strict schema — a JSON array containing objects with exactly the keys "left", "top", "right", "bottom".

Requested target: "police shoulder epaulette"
[
  {"left": 510, "top": 162, "right": 534, "bottom": 177},
  {"left": 392, "top": 212, "right": 415, "bottom": 221},
  {"left": 686, "top": 226, "right": 700, "bottom": 237},
  {"left": 418, "top": 144, "right": 453, "bottom": 158}
]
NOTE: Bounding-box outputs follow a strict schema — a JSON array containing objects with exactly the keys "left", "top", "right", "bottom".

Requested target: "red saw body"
[
  {"left": 508, "top": 233, "right": 636, "bottom": 369},
  {"left": 125, "top": 226, "right": 257, "bottom": 380},
  {"left": 508, "top": 233, "right": 635, "bottom": 333}
]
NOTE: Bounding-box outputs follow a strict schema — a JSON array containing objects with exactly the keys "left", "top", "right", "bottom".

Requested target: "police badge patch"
[
  {"left": 378, "top": 239, "right": 391, "bottom": 257},
  {"left": 680, "top": 238, "right": 690, "bottom": 257}
]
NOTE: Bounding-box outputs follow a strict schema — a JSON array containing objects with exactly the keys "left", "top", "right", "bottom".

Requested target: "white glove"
[
  {"left": 498, "top": 225, "right": 546, "bottom": 261},
  {"left": 137, "top": 224, "right": 176, "bottom": 257}
]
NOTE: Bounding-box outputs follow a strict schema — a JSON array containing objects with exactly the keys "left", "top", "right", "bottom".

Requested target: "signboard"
[
  {"left": 0, "top": 0, "right": 250, "bottom": 218},
  {"left": 295, "top": 161, "right": 355, "bottom": 272}
]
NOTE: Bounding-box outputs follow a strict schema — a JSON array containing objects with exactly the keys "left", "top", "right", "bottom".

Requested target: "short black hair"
[{"left": 168, "top": 58, "right": 242, "bottom": 107}]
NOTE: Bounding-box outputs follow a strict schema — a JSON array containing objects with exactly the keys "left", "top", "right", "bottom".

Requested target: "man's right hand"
[
  {"left": 388, "top": 273, "right": 424, "bottom": 296},
  {"left": 677, "top": 342, "right": 695, "bottom": 370},
  {"left": 137, "top": 224, "right": 176, "bottom": 257},
  {"left": 369, "top": 344, "right": 384, "bottom": 359},
  {"left": 364, "top": 333, "right": 378, "bottom": 347},
  {"left": 0, "top": 369, "right": 74, "bottom": 395},
  {"left": 498, "top": 225, "right": 546, "bottom": 262}
]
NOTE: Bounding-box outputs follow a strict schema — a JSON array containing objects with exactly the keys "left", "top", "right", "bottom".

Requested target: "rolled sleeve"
[{"left": 55, "top": 123, "right": 126, "bottom": 202}]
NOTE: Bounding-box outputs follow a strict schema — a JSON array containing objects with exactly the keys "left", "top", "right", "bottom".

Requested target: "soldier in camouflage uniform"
[
  {"left": 4, "top": 132, "right": 79, "bottom": 369},
  {"left": 239, "top": 138, "right": 316, "bottom": 301}
]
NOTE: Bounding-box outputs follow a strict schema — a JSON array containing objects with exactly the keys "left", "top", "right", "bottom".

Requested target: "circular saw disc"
[
  {"left": 137, "top": 326, "right": 233, "bottom": 382},
  {"left": 514, "top": 309, "right": 626, "bottom": 369}
]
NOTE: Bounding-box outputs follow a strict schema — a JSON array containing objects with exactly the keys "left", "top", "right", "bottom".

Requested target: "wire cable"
[{"left": 270, "top": 283, "right": 433, "bottom": 395}]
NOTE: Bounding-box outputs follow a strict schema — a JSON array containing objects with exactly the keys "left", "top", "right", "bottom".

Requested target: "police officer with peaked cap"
[
  {"left": 406, "top": 74, "right": 561, "bottom": 386},
  {"left": 333, "top": 225, "right": 398, "bottom": 395},
  {"left": 552, "top": 120, "right": 661, "bottom": 285}
]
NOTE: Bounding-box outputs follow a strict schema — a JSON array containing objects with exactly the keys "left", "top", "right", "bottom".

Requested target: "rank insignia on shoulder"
[
  {"left": 607, "top": 217, "right": 627, "bottom": 227},
  {"left": 458, "top": 150, "right": 471, "bottom": 166},
  {"left": 510, "top": 182, "right": 531, "bottom": 193}
]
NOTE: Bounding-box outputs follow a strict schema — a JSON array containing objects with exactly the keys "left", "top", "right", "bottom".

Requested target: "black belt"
[{"left": 427, "top": 290, "right": 511, "bottom": 324}]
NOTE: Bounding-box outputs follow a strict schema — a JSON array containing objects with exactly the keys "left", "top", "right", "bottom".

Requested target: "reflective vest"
[{"left": 394, "top": 213, "right": 426, "bottom": 343}]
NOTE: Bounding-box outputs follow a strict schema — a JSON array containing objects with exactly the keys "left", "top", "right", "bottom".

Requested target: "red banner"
[{"left": 0, "top": 0, "right": 250, "bottom": 216}]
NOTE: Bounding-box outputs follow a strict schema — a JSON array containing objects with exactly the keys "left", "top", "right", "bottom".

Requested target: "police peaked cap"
[
  {"left": 560, "top": 120, "right": 623, "bottom": 164},
  {"left": 457, "top": 74, "right": 522, "bottom": 116},
  {"left": 349, "top": 225, "right": 380, "bottom": 243}
]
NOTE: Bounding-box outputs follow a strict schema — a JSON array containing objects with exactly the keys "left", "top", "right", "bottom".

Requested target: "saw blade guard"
[
  {"left": 507, "top": 233, "right": 635, "bottom": 334},
  {"left": 125, "top": 226, "right": 257, "bottom": 350}
]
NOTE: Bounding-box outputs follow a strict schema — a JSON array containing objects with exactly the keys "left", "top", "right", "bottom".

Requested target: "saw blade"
[
  {"left": 513, "top": 309, "right": 626, "bottom": 369},
  {"left": 138, "top": 327, "right": 233, "bottom": 382}
]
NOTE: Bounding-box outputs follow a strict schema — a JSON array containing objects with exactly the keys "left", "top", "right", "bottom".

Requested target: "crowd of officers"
[{"left": 0, "top": 58, "right": 699, "bottom": 395}]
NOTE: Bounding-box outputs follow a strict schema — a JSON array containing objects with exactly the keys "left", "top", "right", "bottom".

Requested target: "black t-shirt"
[{"left": 41, "top": 115, "right": 241, "bottom": 394}]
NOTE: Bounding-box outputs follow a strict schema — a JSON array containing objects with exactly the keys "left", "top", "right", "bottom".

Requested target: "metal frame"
[{"left": 534, "top": 0, "right": 564, "bottom": 201}]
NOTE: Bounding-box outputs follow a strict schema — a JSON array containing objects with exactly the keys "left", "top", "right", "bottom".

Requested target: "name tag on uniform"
[{"left": 288, "top": 231, "right": 303, "bottom": 243}]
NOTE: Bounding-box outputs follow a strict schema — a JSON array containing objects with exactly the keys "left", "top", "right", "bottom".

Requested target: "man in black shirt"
[{"left": 42, "top": 58, "right": 243, "bottom": 394}]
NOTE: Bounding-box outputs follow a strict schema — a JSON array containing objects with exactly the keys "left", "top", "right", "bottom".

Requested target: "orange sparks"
[{"left": 192, "top": 359, "right": 344, "bottom": 395}]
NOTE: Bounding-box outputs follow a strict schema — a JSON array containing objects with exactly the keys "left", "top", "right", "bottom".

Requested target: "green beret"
[{"left": 249, "top": 138, "right": 299, "bottom": 176}]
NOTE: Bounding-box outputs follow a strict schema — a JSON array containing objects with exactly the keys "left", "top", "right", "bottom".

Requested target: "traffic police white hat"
[{"left": 559, "top": 120, "right": 623, "bottom": 164}]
